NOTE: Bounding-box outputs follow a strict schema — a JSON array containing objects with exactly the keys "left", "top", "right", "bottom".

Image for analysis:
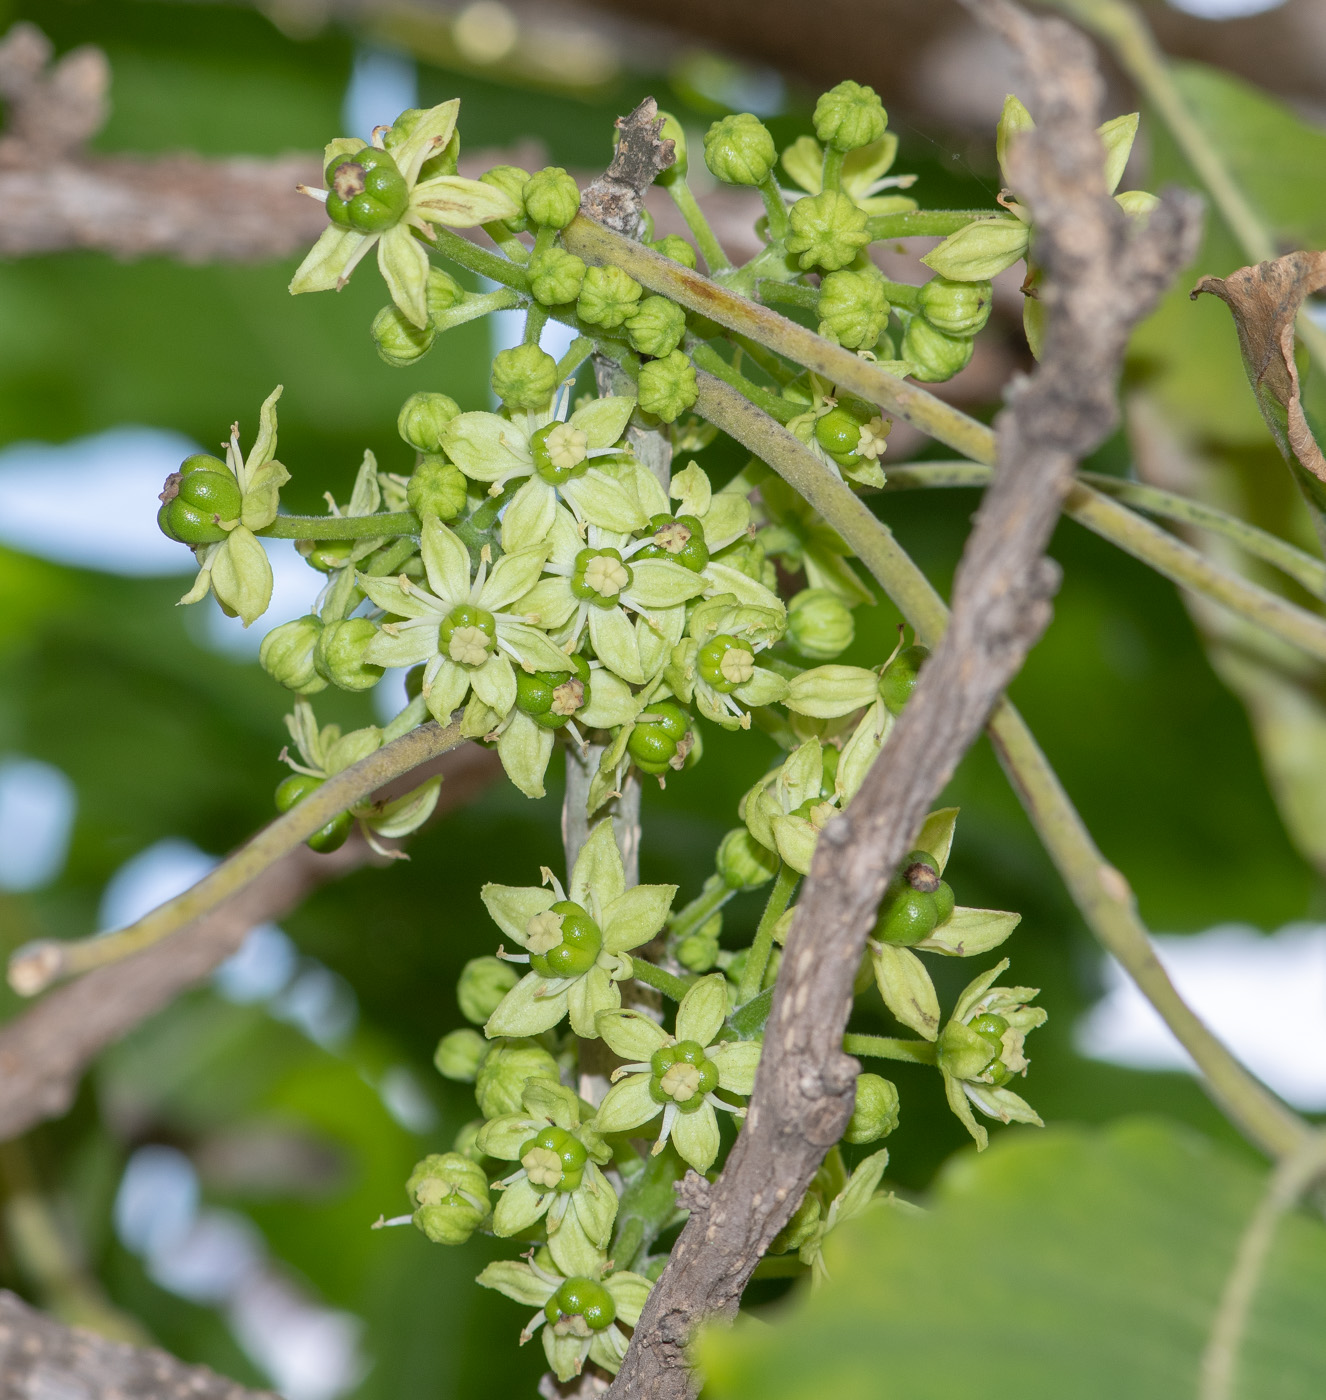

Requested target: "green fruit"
[
  {"left": 528, "top": 900, "right": 603, "bottom": 978},
  {"left": 628, "top": 700, "right": 691, "bottom": 773},
  {"left": 547, "top": 1277, "right": 615, "bottom": 1332},
  {"left": 879, "top": 645, "right": 929, "bottom": 714},
  {"left": 325, "top": 147, "right": 408, "bottom": 233},
  {"left": 814, "top": 407, "right": 864, "bottom": 457},
  {"left": 307, "top": 809, "right": 354, "bottom": 854},
  {"left": 932, "top": 879, "right": 955, "bottom": 925},
  {"left": 519, "top": 1124, "right": 587, "bottom": 1191},
  {"left": 158, "top": 455, "right": 242, "bottom": 543},
  {"left": 314, "top": 617, "right": 384, "bottom": 692},
  {"left": 697, "top": 634, "right": 755, "bottom": 694},
  {"left": 301, "top": 539, "right": 355, "bottom": 573},
  {"left": 438, "top": 604, "right": 497, "bottom": 666},
  {"left": 633, "top": 513, "right": 709, "bottom": 572},
  {"left": 516, "top": 659, "right": 590, "bottom": 730},
  {"left": 275, "top": 772, "right": 323, "bottom": 812},
  {"left": 873, "top": 879, "right": 938, "bottom": 946}
]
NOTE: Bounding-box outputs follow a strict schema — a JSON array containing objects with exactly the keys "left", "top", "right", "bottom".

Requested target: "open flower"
[
  {"left": 519, "top": 507, "right": 706, "bottom": 686},
  {"left": 290, "top": 100, "right": 519, "bottom": 328},
  {"left": 592, "top": 974, "right": 761, "bottom": 1172},
  {"left": 356, "top": 515, "right": 569, "bottom": 729},
  {"left": 440, "top": 385, "right": 649, "bottom": 545},
  {"left": 482, "top": 820, "right": 676, "bottom": 1038},
  {"left": 780, "top": 132, "right": 917, "bottom": 216},
  {"left": 664, "top": 594, "right": 788, "bottom": 731},
  {"left": 936, "top": 958, "right": 1047, "bottom": 1150},
  {"left": 476, "top": 1078, "right": 617, "bottom": 1277},
  {"left": 477, "top": 1249, "right": 652, "bottom": 1383}
]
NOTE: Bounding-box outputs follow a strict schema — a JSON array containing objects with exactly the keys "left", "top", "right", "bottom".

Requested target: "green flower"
[
  {"left": 482, "top": 820, "right": 677, "bottom": 1038},
  {"left": 440, "top": 385, "right": 645, "bottom": 548},
  {"left": 490, "top": 343, "right": 558, "bottom": 411},
  {"left": 477, "top": 1249, "right": 652, "bottom": 1382},
  {"left": 937, "top": 959, "right": 1047, "bottom": 1151},
  {"left": 577, "top": 264, "right": 643, "bottom": 328},
  {"left": 291, "top": 100, "right": 520, "bottom": 328},
  {"left": 523, "top": 166, "right": 581, "bottom": 229},
  {"left": 817, "top": 269, "right": 890, "bottom": 349},
  {"left": 781, "top": 132, "right": 917, "bottom": 216},
  {"left": 354, "top": 516, "right": 569, "bottom": 732},
  {"left": 637, "top": 349, "right": 698, "bottom": 422},
  {"left": 527, "top": 245, "right": 586, "bottom": 306},
  {"left": 477, "top": 1078, "right": 616, "bottom": 1277},
  {"left": 592, "top": 974, "right": 761, "bottom": 1172},
  {"left": 664, "top": 595, "right": 788, "bottom": 731},
  {"left": 786, "top": 190, "right": 870, "bottom": 271},
  {"left": 406, "top": 1152, "right": 491, "bottom": 1245},
  {"left": 625, "top": 295, "right": 687, "bottom": 358}
]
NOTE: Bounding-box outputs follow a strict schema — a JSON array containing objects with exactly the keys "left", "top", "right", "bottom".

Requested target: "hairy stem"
[
  {"left": 736, "top": 863, "right": 798, "bottom": 1006},
  {"left": 842, "top": 1033, "right": 939, "bottom": 1066},
  {"left": 628, "top": 957, "right": 691, "bottom": 1003},
  {"left": 662, "top": 176, "right": 732, "bottom": 273},
  {"left": 260, "top": 510, "right": 420, "bottom": 540}
]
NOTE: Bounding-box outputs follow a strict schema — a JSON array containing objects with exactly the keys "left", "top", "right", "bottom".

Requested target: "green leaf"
[{"left": 701, "top": 1120, "right": 1326, "bottom": 1400}]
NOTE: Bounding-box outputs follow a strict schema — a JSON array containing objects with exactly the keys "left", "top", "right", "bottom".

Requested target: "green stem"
[
  {"left": 821, "top": 147, "right": 845, "bottom": 194},
  {"left": 874, "top": 276, "right": 923, "bottom": 311},
  {"left": 610, "top": 1148, "right": 685, "bottom": 1274},
  {"left": 7, "top": 719, "right": 467, "bottom": 996},
  {"left": 689, "top": 342, "right": 798, "bottom": 425},
  {"left": 663, "top": 176, "right": 732, "bottom": 273},
  {"left": 260, "top": 511, "right": 420, "bottom": 541},
  {"left": 555, "top": 335, "right": 597, "bottom": 381},
  {"left": 730, "top": 331, "right": 795, "bottom": 387},
  {"left": 757, "top": 280, "right": 818, "bottom": 312},
  {"left": 865, "top": 209, "right": 1003, "bottom": 241},
  {"left": 430, "top": 227, "right": 529, "bottom": 292},
  {"left": 843, "top": 1034, "right": 939, "bottom": 1066},
  {"left": 364, "top": 535, "right": 420, "bottom": 578},
  {"left": 882, "top": 462, "right": 1326, "bottom": 602},
  {"left": 758, "top": 174, "right": 791, "bottom": 242},
  {"left": 629, "top": 956, "right": 691, "bottom": 1002},
  {"left": 691, "top": 370, "right": 1310, "bottom": 1162},
  {"left": 737, "top": 863, "right": 799, "bottom": 1006},
  {"left": 751, "top": 1254, "right": 809, "bottom": 1280},
  {"left": 668, "top": 875, "right": 735, "bottom": 945},
  {"left": 482, "top": 221, "right": 529, "bottom": 263},
  {"left": 524, "top": 301, "right": 549, "bottom": 345}
]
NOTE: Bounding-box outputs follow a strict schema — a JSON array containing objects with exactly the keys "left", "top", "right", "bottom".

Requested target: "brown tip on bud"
[
  {"left": 158, "top": 472, "right": 182, "bottom": 505},
  {"left": 904, "top": 860, "right": 940, "bottom": 893},
  {"left": 332, "top": 162, "right": 367, "bottom": 201}
]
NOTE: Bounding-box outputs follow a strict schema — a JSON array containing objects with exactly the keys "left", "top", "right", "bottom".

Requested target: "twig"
[
  {"left": 0, "top": 1287, "right": 276, "bottom": 1400},
  {"left": 607, "top": 7, "right": 1202, "bottom": 1396}
]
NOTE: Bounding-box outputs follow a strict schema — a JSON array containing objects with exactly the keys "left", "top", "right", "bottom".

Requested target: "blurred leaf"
[{"left": 701, "top": 1119, "right": 1326, "bottom": 1400}]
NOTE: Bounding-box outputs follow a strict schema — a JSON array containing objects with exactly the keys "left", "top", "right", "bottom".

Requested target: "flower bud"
[
  {"left": 637, "top": 349, "right": 697, "bottom": 423},
  {"left": 408, "top": 457, "right": 468, "bottom": 521},
  {"left": 528, "top": 246, "right": 587, "bottom": 306},
  {"left": 427, "top": 267, "right": 467, "bottom": 318},
  {"left": 656, "top": 110, "right": 687, "bottom": 180},
  {"left": 457, "top": 955, "right": 521, "bottom": 1025},
  {"left": 576, "top": 264, "right": 643, "bottom": 329},
  {"left": 676, "top": 927, "right": 720, "bottom": 972},
  {"left": 452, "top": 1118, "right": 488, "bottom": 1164},
  {"left": 371, "top": 304, "right": 435, "bottom": 367},
  {"left": 474, "top": 1038, "right": 561, "bottom": 1119},
  {"left": 703, "top": 113, "right": 776, "bottom": 186},
  {"left": 522, "top": 166, "right": 581, "bottom": 229},
  {"left": 398, "top": 392, "right": 462, "bottom": 453},
  {"left": 814, "top": 80, "right": 887, "bottom": 153},
  {"left": 879, "top": 644, "right": 928, "bottom": 714},
  {"left": 479, "top": 164, "right": 529, "bottom": 232},
  {"left": 786, "top": 191, "right": 870, "bottom": 272},
  {"left": 626, "top": 295, "right": 687, "bottom": 358},
  {"left": 259, "top": 615, "right": 327, "bottom": 694},
  {"left": 406, "top": 1152, "right": 490, "bottom": 1245},
  {"left": 817, "top": 269, "right": 890, "bottom": 350},
  {"left": 769, "top": 1189, "right": 822, "bottom": 1254},
  {"left": 650, "top": 234, "right": 697, "bottom": 269},
  {"left": 1116, "top": 189, "right": 1159, "bottom": 222},
  {"left": 843, "top": 1072, "right": 899, "bottom": 1144},
  {"left": 787, "top": 588, "right": 855, "bottom": 661},
  {"left": 434, "top": 1027, "right": 488, "bottom": 1082},
  {"left": 716, "top": 827, "right": 779, "bottom": 890},
  {"left": 491, "top": 343, "right": 558, "bottom": 411},
  {"left": 314, "top": 617, "right": 385, "bottom": 692},
  {"left": 325, "top": 146, "right": 408, "bottom": 233},
  {"left": 901, "top": 315, "right": 974, "bottom": 383},
  {"left": 921, "top": 217, "right": 1029, "bottom": 282},
  {"left": 917, "top": 277, "right": 992, "bottom": 338}
]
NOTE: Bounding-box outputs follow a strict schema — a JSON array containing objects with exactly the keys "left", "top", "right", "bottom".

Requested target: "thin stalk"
[
  {"left": 690, "top": 343, "right": 798, "bottom": 425},
  {"left": 261, "top": 510, "right": 420, "bottom": 541},
  {"left": 692, "top": 370, "right": 1309, "bottom": 1162},
  {"left": 364, "top": 535, "right": 420, "bottom": 579},
  {"left": 843, "top": 1034, "right": 939, "bottom": 1066},
  {"left": 668, "top": 877, "right": 735, "bottom": 945},
  {"left": 874, "top": 276, "right": 922, "bottom": 311},
  {"left": 430, "top": 227, "right": 529, "bottom": 291},
  {"left": 737, "top": 863, "right": 799, "bottom": 1006},
  {"left": 757, "top": 280, "right": 818, "bottom": 312},
  {"left": 751, "top": 1254, "right": 809, "bottom": 1280},
  {"left": 882, "top": 462, "right": 1326, "bottom": 602},
  {"left": 7, "top": 719, "right": 467, "bottom": 996},
  {"left": 523, "top": 301, "right": 549, "bottom": 345},
  {"left": 482, "top": 221, "right": 529, "bottom": 263},
  {"left": 556, "top": 335, "right": 597, "bottom": 381},
  {"left": 628, "top": 956, "right": 691, "bottom": 1003},
  {"left": 821, "top": 147, "right": 845, "bottom": 194},
  {"left": 757, "top": 174, "right": 790, "bottom": 242},
  {"left": 661, "top": 176, "right": 732, "bottom": 273},
  {"left": 729, "top": 331, "right": 795, "bottom": 386},
  {"left": 865, "top": 209, "right": 1004, "bottom": 240}
]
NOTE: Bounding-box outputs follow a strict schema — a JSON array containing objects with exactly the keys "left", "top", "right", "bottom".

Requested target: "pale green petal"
[
  {"left": 917, "top": 906, "right": 1020, "bottom": 957},
  {"left": 953, "top": 958, "right": 1011, "bottom": 1025},
  {"left": 781, "top": 135, "right": 822, "bottom": 196},
  {"left": 497, "top": 710, "right": 555, "bottom": 799},
  {"left": 596, "top": 1008, "right": 669, "bottom": 1062},
  {"left": 289, "top": 225, "right": 372, "bottom": 295},
  {"left": 592, "top": 1074, "right": 659, "bottom": 1134},
  {"left": 604, "top": 1272, "right": 652, "bottom": 1327},
  {"left": 675, "top": 974, "right": 728, "bottom": 1047},
  {"left": 499, "top": 619, "right": 578, "bottom": 673},
  {"left": 410, "top": 173, "right": 519, "bottom": 227},
  {"left": 500, "top": 478, "right": 558, "bottom": 555},
  {"left": 914, "top": 807, "right": 959, "bottom": 874},
  {"left": 476, "top": 1260, "right": 555, "bottom": 1307},
  {"left": 622, "top": 461, "right": 669, "bottom": 517},
  {"left": 570, "top": 1163, "right": 618, "bottom": 1246},
  {"left": 357, "top": 571, "right": 439, "bottom": 620},
  {"left": 243, "top": 384, "right": 283, "bottom": 478},
  {"left": 480, "top": 883, "right": 556, "bottom": 945},
  {"left": 571, "top": 820, "right": 626, "bottom": 908},
  {"left": 392, "top": 99, "right": 459, "bottom": 183},
  {"left": 323, "top": 725, "right": 381, "bottom": 775},
  {"left": 711, "top": 1040, "right": 761, "bottom": 1095},
  {"left": 378, "top": 224, "right": 431, "bottom": 328},
  {"left": 492, "top": 1176, "right": 551, "bottom": 1236},
  {"left": 363, "top": 621, "right": 437, "bottom": 668},
  {"left": 627, "top": 559, "right": 707, "bottom": 609},
  {"left": 872, "top": 944, "right": 941, "bottom": 1041},
  {"left": 670, "top": 1103, "right": 721, "bottom": 1172},
  {"left": 669, "top": 460, "right": 711, "bottom": 518},
  {"left": 588, "top": 607, "right": 644, "bottom": 684},
  {"left": 601, "top": 883, "right": 676, "bottom": 954},
  {"left": 782, "top": 738, "right": 825, "bottom": 810},
  {"left": 702, "top": 560, "right": 783, "bottom": 611},
  {"left": 734, "top": 666, "right": 788, "bottom": 708},
  {"left": 509, "top": 579, "right": 577, "bottom": 631},
  {"left": 577, "top": 669, "right": 636, "bottom": 729},
  {"left": 636, "top": 604, "right": 686, "bottom": 681},
  {"left": 565, "top": 963, "right": 615, "bottom": 1038},
  {"left": 700, "top": 491, "right": 750, "bottom": 550},
  {"left": 439, "top": 411, "right": 532, "bottom": 483},
  {"left": 209, "top": 526, "right": 273, "bottom": 627},
  {"left": 475, "top": 1111, "right": 545, "bottom": 1160},
  {"left": 786, "top": 665, "right": 879, "bottom": 718},
  {"left": 588, "top": 1327, "right": 629, "bottom": 1376},
  {"left": 569, "top": 395, "right": 635, "bottom": 449},
  {"left": 472, "top": 651, "right": 516, "bottom": 714},
  {"left": 420, "top": 516, "right": 473, "bottom": 603},
  {"left": 424, "top": 659, "right": 470, "bottom": 723},
  {"left": 548, "top": 1194, "right": 612, "bottom": 1279},
  {"left": 1098, "top": 112, "right": 1139, "bottom": 195},
  {"left": 942, "top": 1068, "right": 988, "bottom": 1150},
  {"left": 484, "top": 972, "right": 570, "bottom": 1037},
  {"left": 965, "top": 1082, "right": 1044, "bottom": 1127},
  {"left": 836, "top": 701, "right": 890, "bottom": 803},
  {"left": 365, "top": 776, "right": 440, "bottom": 837},
  {"left": 480, "top": 547, "right": 549, "bottom": 613},
  {"left": 772, "top": 811, "right": 819, "bottom": 875},
  {"left": 522, "top": 1078, "right": 581, "bottom": 1130},
  {"left": 544, "top": 1328, "right": 590, "bottom": 1383},
  {"left": 560, "top": 472, "right": 648, "bottom": 533}
]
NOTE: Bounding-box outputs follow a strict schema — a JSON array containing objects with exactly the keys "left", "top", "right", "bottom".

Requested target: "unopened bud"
[
  {"left": 371, "top": 304, "right": 435, "bottom": 367},
  {"left": 577, "top": 264, "right": 644, "bottom": 329},
  {"left": 626, "top": 295, "right": 687, "bottom": 358},
  {"left": 637, "top": 349, "right": 697, "bottom": 422},
  {"left": 917, "top": 277, "right": 992, "bottom": 338},
  {"left": 817, "top": 269, "right": 890, "bottom": 350},
  {"left": 479, "top": 164, "right": 530, "bottom": 232},
  {"left": 902, "top": 315, "right": 974, "bottom": 383},
  {"left": 656, "top": 111, "right": 687, "bottom": 180},
  {"left": 787, "top": 191, "right": 870, "bottom": 272},
  {"left": 434, "top": 1028, "right": 488, "bottom": 1082},
  {"left": 398, "top": 392, "right": 461, "bottom": 454},
  {"left": 843, "top": 1072, "right": 899, "bottom": 1144},
  {"left": 703, "top": 113, "right": 776, "bottom": 186},
  {"left": 259, "top": 615, "right": 327, "bottom": 694},
  {"left": 314, "top": 617, "right": 385, "bottom": 692},
  {"left": 814, "top": 80, "right": 887, "bottom": 153},
  {"left": 474, "top": 1038, "right": 561, "bottom": 1119},
  {"left": 408, "top": 457, "right": 468, "bottom": 521},
  {"left": 650, "top": 234, "right": 697, "bottom": 269},
  {"left": 491, "top": 343, "right": 558, "bottom": 411},
  {"left": 716, "top": 828, "right": 779, "bottom": 890},
  {"left": 528, "top": 246, "right": 587, "bottom": 306},
  {"left": 457, "top": 955, "right": 521, "bottom": 1025},
  {"left": 522, "top": 166, "right": 581, "bottom": 229},
  {"left": 787, "top": 588, "right": 855, "bottom": 661}
]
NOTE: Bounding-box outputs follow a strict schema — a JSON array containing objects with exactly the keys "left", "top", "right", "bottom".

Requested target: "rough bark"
[{"left": 605, "top": 4, "right": 1202, "bottom": 1397}]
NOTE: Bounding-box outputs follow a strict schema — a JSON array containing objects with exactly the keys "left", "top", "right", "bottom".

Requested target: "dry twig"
[{"left": 605, "top": 4, "right": 1201, "bottom": 1396}]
